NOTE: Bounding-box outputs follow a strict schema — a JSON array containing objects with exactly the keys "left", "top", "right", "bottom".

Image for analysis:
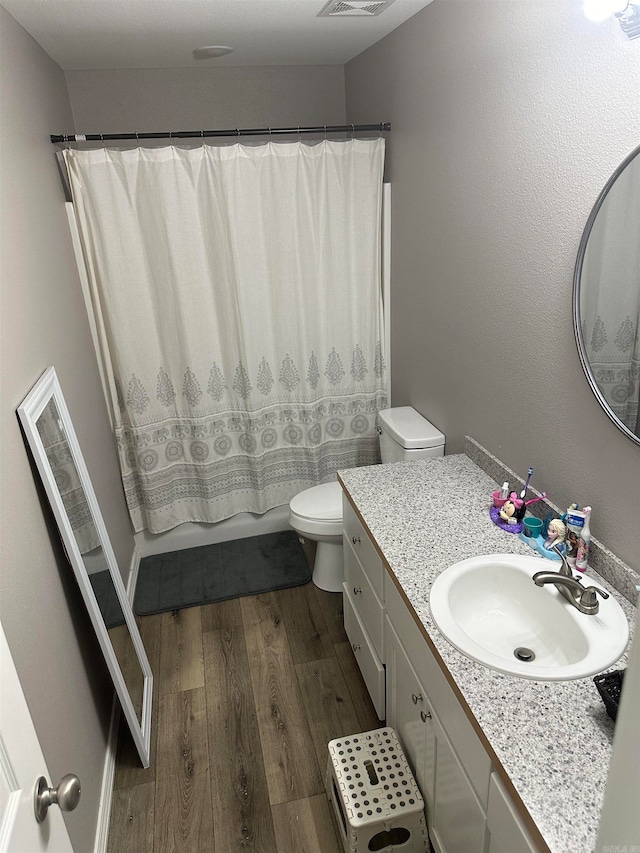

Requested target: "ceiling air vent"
[{"left": 318, "top": 0, "right": 395, "bottom": 17}]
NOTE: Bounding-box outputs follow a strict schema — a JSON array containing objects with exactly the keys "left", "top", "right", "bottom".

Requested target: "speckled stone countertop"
[{"left": 338, "top": 452, "right": 637, "bottom": 853}]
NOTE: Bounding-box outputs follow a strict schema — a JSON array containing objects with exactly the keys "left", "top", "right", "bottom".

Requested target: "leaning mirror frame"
[
  {"left": 573, "top": 143, "right": 640, "bottom": 448},
  {"left": 17, "top": 366, "right": 153, "bottom": 767}
]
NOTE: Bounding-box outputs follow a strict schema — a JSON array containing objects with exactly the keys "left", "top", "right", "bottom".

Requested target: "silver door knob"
[
  {"left": 421, "top": 710, "right": 432, "bottom": 722},
  {"left": 352, "top": 643, "right": 361, "bottom": 652},
  {"left": 412, "top": 692, "right": 423, "bottom": 704},
  {"left": 352, "top": 536, "right": 360, "bottom": 545},
  {"left": 353, "top": 586, "right": 362, "bottom": 595},
  {"left": 34, "top": 773, "right": 81, "bottom": 823}
]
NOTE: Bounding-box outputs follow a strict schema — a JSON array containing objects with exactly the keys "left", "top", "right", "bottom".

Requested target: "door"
[{"left": 0, "top": 621, "right": 74, "bottom": 852}]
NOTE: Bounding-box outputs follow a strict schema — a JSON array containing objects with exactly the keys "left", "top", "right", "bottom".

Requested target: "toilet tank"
[{"left": 377, "top": 406, "right": 445, "bottom": 463}]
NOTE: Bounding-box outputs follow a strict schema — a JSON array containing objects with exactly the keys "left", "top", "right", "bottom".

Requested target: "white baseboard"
[{"left": 93, "top": 695, "right": 120, "bottom": 853}]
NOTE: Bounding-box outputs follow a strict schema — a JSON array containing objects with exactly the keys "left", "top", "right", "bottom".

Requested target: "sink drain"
[{"left": 514, "top": 647, "right": 536, "bottom": 662}]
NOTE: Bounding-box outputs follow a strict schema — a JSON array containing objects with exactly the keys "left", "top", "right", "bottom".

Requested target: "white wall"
[
  {"left": 0, "top": 7, "right": 136, "bottom": 849},
  {"left": 345, "top": 0, "right": 640, "bottom": 571},
  {"left": 65, "top": 65, "right": 346, "bottom": 132}
]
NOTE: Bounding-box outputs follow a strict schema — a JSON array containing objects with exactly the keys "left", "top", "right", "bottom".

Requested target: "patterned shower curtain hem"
[{"left": 122, "top": 436, "right": 382, "bottom": 534}]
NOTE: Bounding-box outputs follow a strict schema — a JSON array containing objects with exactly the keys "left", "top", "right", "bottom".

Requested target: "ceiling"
[{"left": 1, "top": 0, "right": 434, "bottom": 70}]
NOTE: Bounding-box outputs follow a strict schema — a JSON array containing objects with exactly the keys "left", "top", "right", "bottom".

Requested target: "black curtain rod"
[{"left": 50, "top": 122, "right": 391, "bottom": 144}]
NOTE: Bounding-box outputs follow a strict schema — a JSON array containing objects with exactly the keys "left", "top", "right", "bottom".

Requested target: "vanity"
[{"left": 338, "top": 445, "right": 637, "bottom": 853}]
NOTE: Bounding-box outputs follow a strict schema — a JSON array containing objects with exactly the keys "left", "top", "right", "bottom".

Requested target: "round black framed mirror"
[{"left": 573, "top": 144, "right": 640, "bottom": 446}]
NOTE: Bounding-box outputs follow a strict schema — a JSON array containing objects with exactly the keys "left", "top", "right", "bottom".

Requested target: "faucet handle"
[{"left": 580, "top": 585, "right": 609, "bottom": 608}]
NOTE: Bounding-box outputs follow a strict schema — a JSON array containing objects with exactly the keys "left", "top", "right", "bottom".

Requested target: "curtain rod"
[{"left": 50, "top": 122, "right": 391, "bottom": 144}]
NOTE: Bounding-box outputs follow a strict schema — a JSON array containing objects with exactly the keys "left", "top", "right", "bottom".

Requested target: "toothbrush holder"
[{"left": 523, "top": 516, "right": 543, "bottom": 538}]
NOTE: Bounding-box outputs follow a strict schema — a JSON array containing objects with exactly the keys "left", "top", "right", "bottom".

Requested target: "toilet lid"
[
  {"left": 290, "top": 481, "right": 343, "bottom": 522},
  {"left": 377, "top": 406, "right": 445, "bottom": 449}
]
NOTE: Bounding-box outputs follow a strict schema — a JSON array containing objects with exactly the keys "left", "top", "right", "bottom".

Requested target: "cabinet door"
[
  {"left": 431, "top": 714, "right": 487, "bottom": 853},
  {"left": 385, "top": 572, "right": 491, "bottom": 810},
  {"left": 385, "top": 618, "right": 436, "bottom": 815},
  {"left": 487, "top": 773, "right": 538, "bottom": 853}
]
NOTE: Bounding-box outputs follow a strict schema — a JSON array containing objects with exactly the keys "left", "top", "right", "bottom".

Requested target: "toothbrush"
[
  {"left": 525, "top": 493, "right": 546, "bottom": 506},
  {"left": 519, "top": 467, "right": 533, "bottom": 500}
]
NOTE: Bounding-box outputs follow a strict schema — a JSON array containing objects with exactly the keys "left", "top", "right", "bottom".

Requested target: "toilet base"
[{"left": 312, "top": 539, "right": 344, "bottom": 593}]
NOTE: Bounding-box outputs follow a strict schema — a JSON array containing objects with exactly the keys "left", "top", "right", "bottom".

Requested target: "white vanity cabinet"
[
  {"left": 384, "top": 610, "right": 488, "bottom": 853},
  {"left": 340, "top": 493, "right": 542, "bottom": 853},
  {"left": 486, "top": 774, "right": 538, "bottom": 853},
  {"left": 384, "top": 617, "right": 437, "bottom": 811},
  {"left": 342, "top": 497, "right": 386, "bottom": 719}
]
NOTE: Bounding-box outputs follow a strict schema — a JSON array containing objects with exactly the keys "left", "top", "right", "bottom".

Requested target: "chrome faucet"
[{"left": 532, "top": 545, "right": 609, "bottom": 615}]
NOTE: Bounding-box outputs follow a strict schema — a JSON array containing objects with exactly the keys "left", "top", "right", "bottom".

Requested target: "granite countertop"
[{"left": 338, "top": 452, "right": 637, "bottom": 853}]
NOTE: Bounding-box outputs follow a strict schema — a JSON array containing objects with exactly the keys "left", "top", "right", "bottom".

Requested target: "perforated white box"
[{"left": 326, "top": 727, "right": 428, "bottom": 853}]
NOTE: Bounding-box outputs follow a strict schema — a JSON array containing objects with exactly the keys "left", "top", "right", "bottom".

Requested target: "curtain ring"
[
  {"left": 351, "top": 124, "right": 355, "bottom": 139},
  {"left": 379, "top": 122, "right": 384, "bottom": 136},
  {"left": 297, "top": 126, "right": 301, "bottom": 142},
  {"left": 236, "top": 128, "right": 240, "bottom": 142},
  {"left": 323, "top": 125, "right": 327, "bottom": 140}
]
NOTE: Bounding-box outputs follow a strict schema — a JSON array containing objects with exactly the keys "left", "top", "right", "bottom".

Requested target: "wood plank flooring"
[{"left": 108, "top": 580, "right": 380, "bottom": 852}]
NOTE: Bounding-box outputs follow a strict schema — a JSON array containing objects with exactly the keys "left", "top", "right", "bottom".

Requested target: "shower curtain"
[{"left": 64, "top": 139, "right": 387, "bottom": 533}]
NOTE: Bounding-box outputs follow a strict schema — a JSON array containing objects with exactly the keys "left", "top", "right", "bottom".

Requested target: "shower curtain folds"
[{"left": 64, "top": 139, "right": 387, "bottom": 533}]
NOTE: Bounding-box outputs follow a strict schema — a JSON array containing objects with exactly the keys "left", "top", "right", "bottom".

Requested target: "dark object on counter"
[{"left": 593, "top": 669, "right": 626, "bottom": 721}]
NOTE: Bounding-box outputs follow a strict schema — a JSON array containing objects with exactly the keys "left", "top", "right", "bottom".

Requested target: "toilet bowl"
[
  {"left": 288, "top": 407, "right": 445, "bottom": 593},
  {"left": 289, "top": 481, "right": 344, "bottom": 592}
]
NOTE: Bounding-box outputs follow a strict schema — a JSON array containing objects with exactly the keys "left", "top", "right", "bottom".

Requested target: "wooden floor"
[{"left": 107, "top": 580, "right": 380, "bottom": 852}]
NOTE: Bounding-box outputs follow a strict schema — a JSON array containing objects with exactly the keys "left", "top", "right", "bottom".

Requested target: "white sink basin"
[{"left": 429, "top": 554, "right": 629, "bottom": 681}]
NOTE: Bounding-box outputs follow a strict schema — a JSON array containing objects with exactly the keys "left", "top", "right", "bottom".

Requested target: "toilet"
[{"left": 289, "top": 406, "right": 445, "bottom": 592}]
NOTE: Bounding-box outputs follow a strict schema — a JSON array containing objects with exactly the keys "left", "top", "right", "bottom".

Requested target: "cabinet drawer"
[
  {"left": 343, "top": 497, "right": 385, "bottom": 600},
  {"left": 343, "top": 585, "right": 385, "bottom": 720},
  {"left": 487, "top": 773, "right": 538, "bottom": 853},
  {"left": 344, "top": 537, "right": 384, "bottom": 660},
  {"left": 385, "top": 572, "right": 491, "bottom": 810}
]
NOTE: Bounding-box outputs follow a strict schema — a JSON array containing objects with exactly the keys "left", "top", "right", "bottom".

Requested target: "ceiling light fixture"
[
  {"left": 583, "top": 0, "right": 627, "bottom": 22},
  {"left": 583, "top": 0, "right": 640, "bottom": 38},
  {"left": 616, "top": 1, "right": 640, "bottom": 37},
  {"left": 192, "top": 45, "right": 234, "bottom": 60}
]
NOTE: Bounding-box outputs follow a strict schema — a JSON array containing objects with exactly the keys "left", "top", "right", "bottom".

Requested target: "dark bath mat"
[
  {"left": 134, "top": 529, "right": 311, "bottom": 616},
  {"left": 90, "top": 569, "right": 126, "bottom": 629}
]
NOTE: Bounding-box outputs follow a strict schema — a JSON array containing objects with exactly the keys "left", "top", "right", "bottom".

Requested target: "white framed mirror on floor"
[{"left": 17, "top": 366, "right": 152, "bottom": 767}]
